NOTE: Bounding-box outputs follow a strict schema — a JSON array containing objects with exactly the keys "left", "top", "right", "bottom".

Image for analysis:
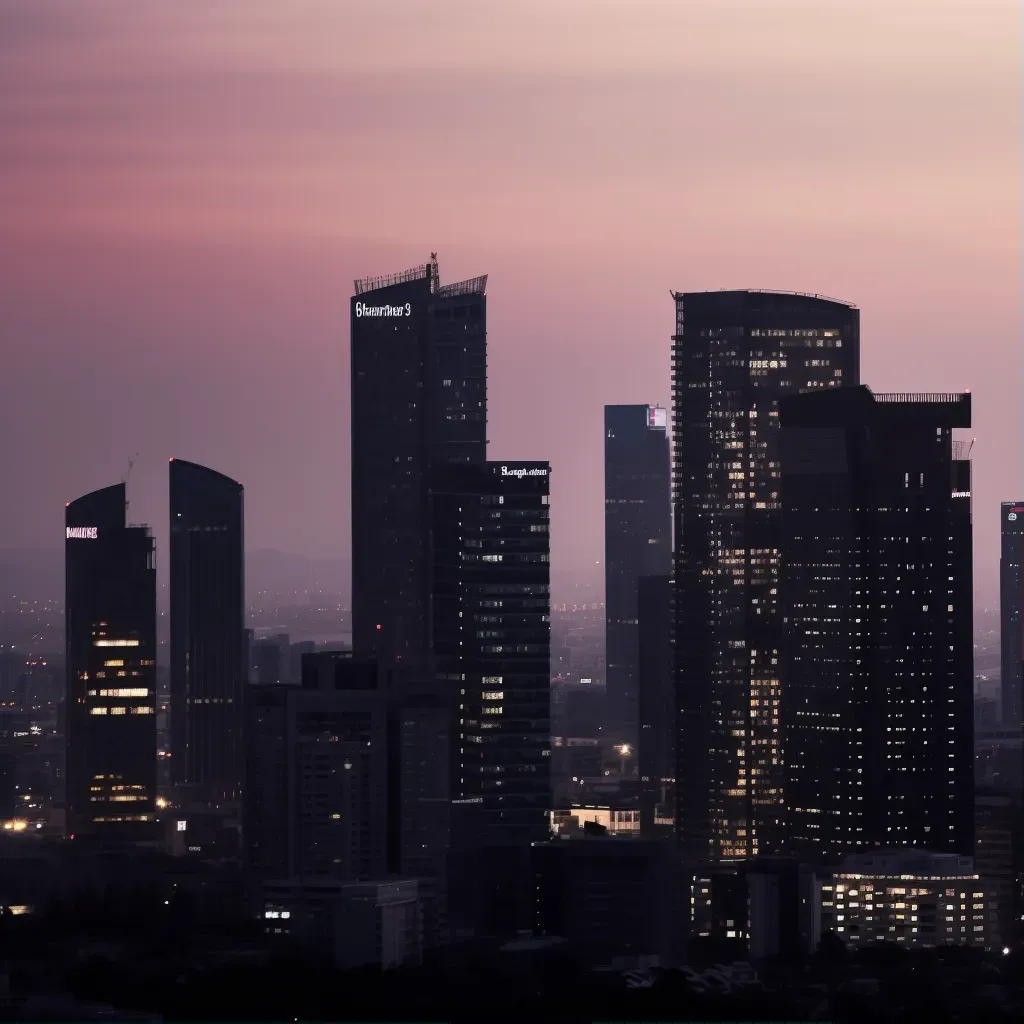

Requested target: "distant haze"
[
  {"left": 0, "top": 1, "right": 1017, "bottom": 609},
  {"left": 0, "top": 548, "right": 351, "bottom": 606}
]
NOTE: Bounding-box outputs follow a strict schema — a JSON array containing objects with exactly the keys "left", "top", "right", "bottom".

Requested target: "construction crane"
[
  {"left": 123, "top": 453, "right": 139, "bottom": 516},
  {"left": 430, "top": 252, "right": 439, "bottom": 293},
  {"left": 123, "top": 452, "right": 138, "bottom": 486}
]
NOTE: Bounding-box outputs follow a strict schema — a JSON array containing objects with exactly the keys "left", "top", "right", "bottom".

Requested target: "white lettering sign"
[
  {"left": 500, "top": 466, "right": 548, "bottom": 479},
  {"left": 66, "top": 527, "right": 98, "bottom": 539},
  {"left": 355, "top": 302, "right": 411, "bottom": 318}
]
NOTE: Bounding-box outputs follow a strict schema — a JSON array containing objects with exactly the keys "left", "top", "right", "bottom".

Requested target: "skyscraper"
[
  {"left": 604, "top": 405, "right": 671, "bottom": 748},
  {"left": 169, "top": 459, "right": 245, "bottom": 806},
  {"left": 1000, "top": 502, "right": 1024, "bottom": 728},
  {"left": 350, "top": 256, "right": 487, "bottom": 673},
  {"left": 779, "top": 386, "right": 974, "bottom": 859},
  {"left": 671, "top": 290, "right": 860, "bottom": 861},
  {"left": 429, "top": 461, "right": 552, "bottom": 847},
  {"left": 65, "top": 483, "right": 157, "bottom": 839}
]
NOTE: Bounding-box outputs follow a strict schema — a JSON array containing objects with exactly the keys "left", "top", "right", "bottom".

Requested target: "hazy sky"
[{"left": 0, "top": 0, "right": 1018, "bottom": 605}]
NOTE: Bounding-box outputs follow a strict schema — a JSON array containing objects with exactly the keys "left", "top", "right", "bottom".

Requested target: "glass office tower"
[
  {"left": 169, "top": 458, "right": 245, "bottom": 806},
  {"left": 604, "top": 405, "right": 671, "bottom": 749},
  {"left": 65, "top": 483, "right": 157, "bottom": 839},
  {"left": 670, "top": 289, "right": 860, "bottom": 861},
  {"left": 350, "top": 257, "right": 487, "bottom": 674},
  {"left": 430, "top": 461, "right": 551, "bottom": 847},
  {"left": 779, "top": 387, "right": 974, "bottom": 858}
]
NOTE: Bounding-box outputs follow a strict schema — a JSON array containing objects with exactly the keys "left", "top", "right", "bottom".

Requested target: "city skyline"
[
  {"left": 0, "top": 1, "right": 1018, "bottom": 608},
  {"left": 0, "top": 3, "right": 1020, "bottom": 1012}
]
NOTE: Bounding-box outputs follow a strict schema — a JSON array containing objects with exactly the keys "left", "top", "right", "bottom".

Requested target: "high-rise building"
[
  {"left": 350, "top": 256, "right": 487, "bottom": 672},
  {"left": 637, "top": 574, "right": 673, "bottom": 835},
  {"left": 65, "top": 483, "right": 157, "bottom": 839},
  {"left": 975, "top": 787, "right": 1024, "bottom": 950},
  {"left": 429, "top": 461, "right": 551, "bottom": 848},
  {"left": 604, "top": 405, "right": 671, "bottom": 748},
  {"left": 169, "top": 459, "right": 245, "bottom": 806},
  {"left": 779, "top": 386, "right": 974, "bottom": 859},
  {"left": 671, "top": 290, "right": 860, "bottom": 861},
  {"left": 244, "top": 652, "right": 391, "bottom": 880},
  {"left": 1000, "top": 502, "right": 1024, "bottom": 728}
]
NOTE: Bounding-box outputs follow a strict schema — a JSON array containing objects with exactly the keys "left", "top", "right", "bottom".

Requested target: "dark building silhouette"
[
  {"left": 637, "top": 574, "right": 673, "bottom": 835},
  {"left": 251, "top": 635, "right": 289, "bottom": 684},
  {"left": 430, "top": 461, "right": 552, "bottom": 848},
  {"left": 779, "top": 386, "right": 974, "bottom": 859},
  {"left": 350, "top": 256, "right": 487, "bottom": 673},
  {"left": 65, "top": 483, "right": 157, "bottom": 839},
  {"left": 243, "top": 683, "right": 289, "bottom": 880},
  {"left": 0, "top": 751, "right": 15, "bottom": 820},
  {"left": 0, "top": 650, "right": 20, "bottom": 703},
  {"left": 397, "top": 681, "right": 452, "bottom": 878},
  {"left": 552, "top": 681, "right": 605, "bottom": 739},
  {"left": 671, "top": 290, "right": 860, "bottom": 861},
  {"left": 691, "top": 858, "right": 813, "bottom": 962},
  {"left": 604, "top": 405, "right": 671, "bottom": 749},
  {"left": 1000, "top": 502, "right": 1024, "bottom": 727},
  {"left": 975, "top": 786, "right": 1024, "bottom": 949},
  {"left": 244, "top": 652, "right": 390, "bottom": 881},
  {"left": 532, "top": 835, "right": 685, "bottom": 967},
  {"left": 976, "top": 724, "right": 1023, "bottom": 791},
  {"left": 169, "top": 459, "right": 245, "bottom": 806}
]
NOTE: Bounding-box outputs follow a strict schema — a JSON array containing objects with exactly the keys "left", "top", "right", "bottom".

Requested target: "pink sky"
[{"left": 0, "top": 0, "right": 1018, "bottom": 604}]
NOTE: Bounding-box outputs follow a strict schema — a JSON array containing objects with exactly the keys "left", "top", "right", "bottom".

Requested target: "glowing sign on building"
[
  {"left": 66, "top": 527, "right": 98, "bottom": 540},
  {"left": 354, "top": 301, "right": 411, "bottom": 318},
  {"left": 647, "top": 406, "right": 668, "bottom": 430},
  {"left": 500, "top": 466, "right": 548, "bottom": 479}
]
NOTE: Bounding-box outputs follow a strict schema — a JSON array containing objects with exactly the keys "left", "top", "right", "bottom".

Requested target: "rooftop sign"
[
  {"left": 647, "top": 406, "right": 668, "bottom": 429},
  {"left": 66, "top": 527, "right": 98, "bottom": 540},
  {"left": 355, "top": 301, "right": 411, "bottom": 318}
]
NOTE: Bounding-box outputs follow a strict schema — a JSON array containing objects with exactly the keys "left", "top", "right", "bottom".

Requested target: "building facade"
[
  {"left": 169, "top": 459, "right": 245, "bottom": 806},
  {"left": 429, "top": 460, "right": 551, "bottom": 848},
  {"left": 604, "top": 405, "right": 671, "bottom": 749},
  {"left": 263, "top": 878, "right": 424, "bottom": 970},
  {"left": 350, "top": 257, "right": 487, "bottom": 673},
  {"left": 65, "top": 483, "right": 157, "bottom": 839},
  {"left": 637, "top": 574, "right": 673, "bottom": 834},
  {"left": 244, "top": 652, "right": 391, "bottom": 881},
  {"left": 1000, "top": 502, "right": 1024, "bottom": 727},
  {"left": 670, "top": 290, "right": 860, "bottom": 860},
  {"left": 532, "top": 835, "right": 684, "bottom": 968},
  {"left": 778, "top": 387, "right": 974, "bottom": 860},
  {"left": 813, "top": 852, "right": 997, "bottom": 949}
]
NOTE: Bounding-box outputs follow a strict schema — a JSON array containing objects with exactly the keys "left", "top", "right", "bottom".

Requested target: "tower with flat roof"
[
  {"left": 604, "top": 404, "right": 671, "bottom": 749},
  {"left": 670, "top": 289, "right": 861, "bottom": 861},
  {"left": 350, "top": 256, "right": 487, "bottom": 675},
  {"left": 779, "top": 386, "right": 974, "bottom": 859}
]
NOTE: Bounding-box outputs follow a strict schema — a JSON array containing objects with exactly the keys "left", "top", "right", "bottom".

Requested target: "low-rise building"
[
  {"left": 262, "top": 877, "right": 423, "bottom": 970},
  {"left": 813, "top": 851, "right": 999, "bottom": 949}
]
